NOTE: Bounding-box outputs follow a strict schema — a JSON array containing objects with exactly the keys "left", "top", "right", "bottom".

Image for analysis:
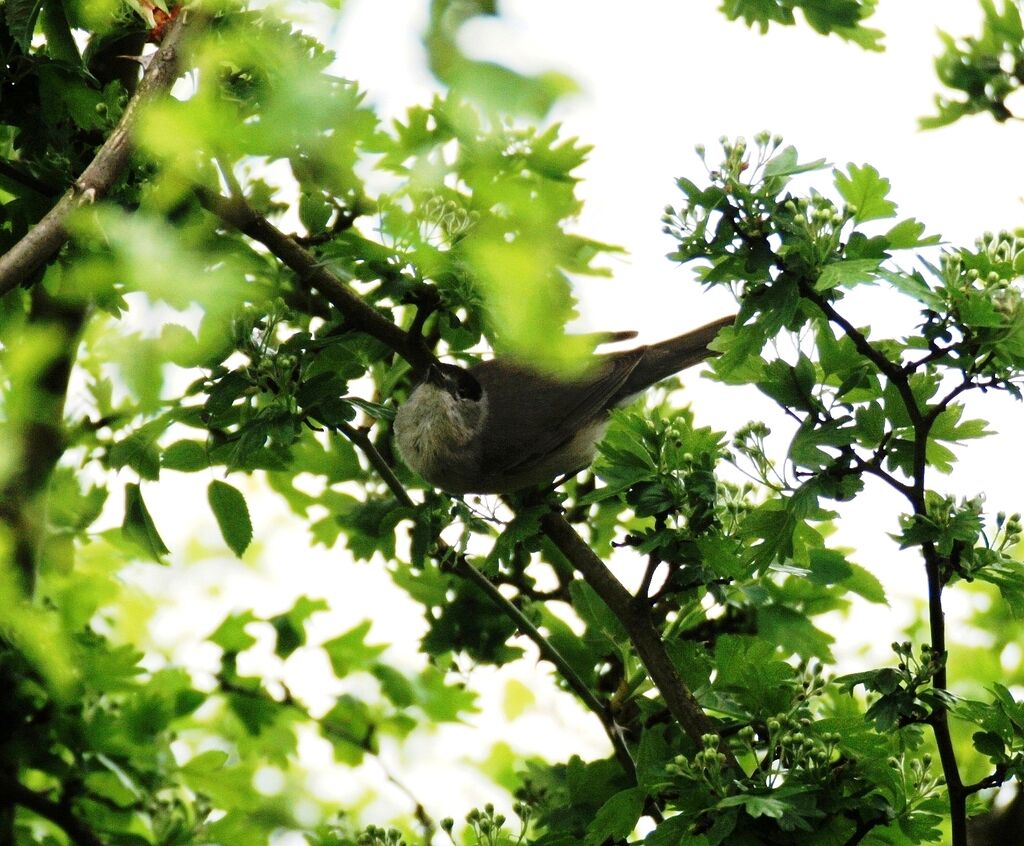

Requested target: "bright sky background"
[
  {"left": 141, "top": 2, "right": 1024, "bottom": 834},
  {"left": 323, "top": 2, "right": 1024, "bottom": 638}
]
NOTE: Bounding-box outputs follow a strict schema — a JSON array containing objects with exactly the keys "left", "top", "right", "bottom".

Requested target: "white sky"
[
  {"left": 324, "top": 0, "right": 1024, "bottom": 633},
  {"left": 139, "top": 1, "right": 1024, "bottom": 834}
]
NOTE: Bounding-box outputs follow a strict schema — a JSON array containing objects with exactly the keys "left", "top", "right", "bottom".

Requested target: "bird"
[{"left": 393, "top": 315, "right": 733, "bottom": 494}]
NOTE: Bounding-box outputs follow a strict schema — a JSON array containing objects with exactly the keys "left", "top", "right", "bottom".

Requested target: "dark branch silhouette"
[{"left": 0, "top": 14, "right": 193, "bottom": 296}]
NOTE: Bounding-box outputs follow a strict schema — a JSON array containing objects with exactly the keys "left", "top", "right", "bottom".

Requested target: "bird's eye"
[{"left": 454, "top": 372, "right": 482, "bottom": 401}]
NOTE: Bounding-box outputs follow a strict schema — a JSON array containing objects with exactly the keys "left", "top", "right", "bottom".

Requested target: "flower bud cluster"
[
  {"left": 442, "top": 802, "right": 528, "bottom": 846},
  {"left": 357, "top": 825, "right": 406, "bottom": 846},
  {"left": 421, "top": 194, "right": 479, "bottom": 243}
]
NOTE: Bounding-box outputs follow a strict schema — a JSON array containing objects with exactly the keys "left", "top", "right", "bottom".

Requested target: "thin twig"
[
  {"left": 0, "top": 160, "right": 57, "bottom": 197},
  {"left": 963, "top": 765, "right": 1007, "bottom": 795},
  {"left": 372, "top": 755, "right": 435, "bottom": 841},
  {"left": 800, "top": 284, "right": 924, "bottom": 431},
  {"left": 335, "top": 423, "right": 638, "bottom": 781},
  {"left": 0, "top": 13, "right": 194, "bottom": 296},
  {"left": 222, "top": 676, "right": 437, "bottom": 840}
]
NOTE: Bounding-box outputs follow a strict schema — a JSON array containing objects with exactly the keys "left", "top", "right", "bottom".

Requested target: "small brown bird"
[{"left": 393, "top": 315, "right": 732, "bottom": 494}]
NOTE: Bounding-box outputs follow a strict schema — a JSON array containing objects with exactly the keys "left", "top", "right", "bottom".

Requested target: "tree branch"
[
  {"left": 800, "top": 284, "right": 924, "bottom": 432},
  {"left": 0, "top": 13, "right": 193, "bottom": 297},
  {"left": 538, "top": 510, "right": 738, "bottom": 767},
  {"left": 198, "top": 191, "right": 437, "bottom": 372},
  {"left": 335, "top": 423, "right": 637, "bottom": 780},
  {"left": 0, "top": 160, "right": 57, "bottom": 198},
  {"left": 963, "top": 765, "right": 1007, "bottom": 795}
]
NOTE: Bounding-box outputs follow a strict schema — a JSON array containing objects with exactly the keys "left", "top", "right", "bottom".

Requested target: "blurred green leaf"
[
  {"left": 208, "top": 479, "right": 254, "bottom": 557},
  {"left": 121, "top": 483, "right": 170, "bottom": 562}
]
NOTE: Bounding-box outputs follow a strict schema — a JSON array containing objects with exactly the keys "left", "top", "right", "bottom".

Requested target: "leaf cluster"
[{"left": 4, "top": 3, "right": 1024, "bottom": 846}]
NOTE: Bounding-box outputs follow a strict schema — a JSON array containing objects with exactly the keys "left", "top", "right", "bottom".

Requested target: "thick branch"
[
  {"left": 4, "top": 779, "right": 106, "bottom": 846},
  {"left": 931, "top": 705, "right": 967, "bottom": 845},
  {"left": 0, "top": 14, "right": 193, "bottom": 296},
  {"left": 335, "top": 424, "right": 636, "bottom": 779},
  {"left": 539, "top": 511, "right": 737, "bottom": 766},
  {"left": 923, "top": 542, "right": 967, "bottom": 846},
  {"left": 199, "top": 192, "right": 436, "bottom": 372}
]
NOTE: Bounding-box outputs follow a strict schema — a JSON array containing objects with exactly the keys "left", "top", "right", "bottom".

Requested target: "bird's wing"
[{"left": 470, "top": 350, "right": 644, "bottom": 479}]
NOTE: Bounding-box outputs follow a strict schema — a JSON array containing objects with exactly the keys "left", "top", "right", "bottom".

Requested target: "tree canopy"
[{"left": 2, "top": 2, "right": 1024, "bottom": 846}]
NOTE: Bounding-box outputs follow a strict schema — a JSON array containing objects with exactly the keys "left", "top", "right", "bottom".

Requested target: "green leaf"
[
  {"left": 763, "top": 145, "right": 828, "bottom": 179},
  {"left": 322, "top": 620, "right": 387, "bottom": 677},
  {"left": 757, "top": 604, "right": 835, "bottom": 660},
  {"left": 208, "top": 480, "right": 253, "bottom": 558},
  {"left": 84, "top": 768, "right": 140, "bottom": 808},
  {"left": 585, "top": 787, "right": 645, "bottom": 845},
  {"left": 930, "top": 404, "right": 994, "bottom": 444},
  {"left": 644, "top": 817, "right": 705, "bottom": 846},
  {"left": 121, "top": 483, "right": 170, "bottom": 562},
  {"left": 425, "top": 1, "right": 577, "bottom": 116},
  {"left": 635, "top": 725, "right": 673, "bottom": 791},
  {"left": 721, "top": 0, "right": 882, "bottom": 49},
  {"left": 269, "top": 596, "right": 328, "bottom": 659},
  {"left": 816, "top": 258, "right": 882, "bottom": 290},
  {"left": 162, "top": 440, "right": 210, "bottom": 472},
  {"left": 409, "top": 664, "right": 478, "bottom": 722},
  {"left": 180, "top": 749, "right": 231, "bottom": 775},
  {"left": 717, "top": 792, "right": 789, "bottom": 819},
  {"left": 885, "top": 218, "right": 940, "bottom": 249},
  {"left": 209, "top": 611, "right": 258, "bottom": 653},
  {"left": 834, "top": 163, "right": 897, "bottom": 222},
  {"left": 502, "top": 678, "right": 535, "bottom": 720},
  {"left": 975, "top": 562, "right": 1024, "bottom": 617},
  {"left": 372, "top": 663, "right": 416, "bottom": 708},
  {"left": 843, "top": 561, "right": 888, "bottom": 604},
  {"left": 6, "top": 0, "right": 42, "bottom": 50},
  {"left": 973, "top": 730, "right": 1006, "bottom": 760},
  {"left": 299, "top": 191, "right": 332, "bottom": 234},
  {"left": 806, "top": 548, "right": 852, "bottom": 584},
  {"left": 108, "top": 420, "right": 167, "bottom": 480},
  {"left": 756, "top": 356, "right": 819, "bottom": 412}
]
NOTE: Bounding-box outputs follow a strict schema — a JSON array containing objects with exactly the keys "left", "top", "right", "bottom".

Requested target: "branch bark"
[
  {"left": 0, "top": 13, "right": 193, "bottom": 297},
  {"left": 198, "top": 191, "right": 437, "bottom": 372},
  {"left": 538, "top": 510, "right": 738, "bottom": 767}
]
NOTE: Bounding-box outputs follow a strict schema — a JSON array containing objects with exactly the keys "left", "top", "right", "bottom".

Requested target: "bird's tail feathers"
[{"left": 629, "top": 313, "right": 736, "bottom": 390}]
